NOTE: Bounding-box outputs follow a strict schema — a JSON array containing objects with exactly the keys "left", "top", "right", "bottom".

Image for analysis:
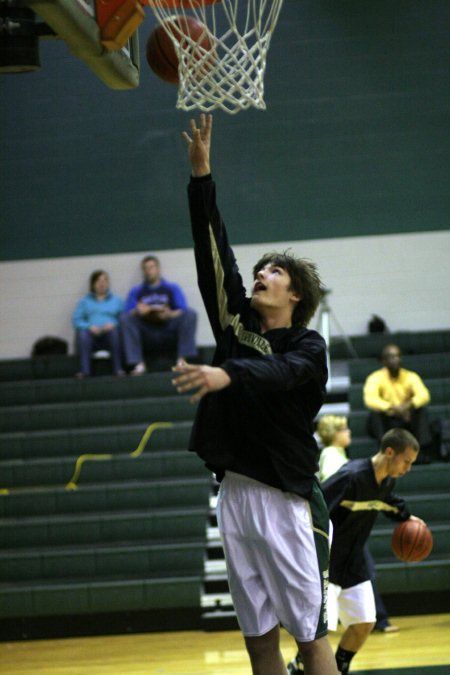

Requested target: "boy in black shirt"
[
  {"left": 172, "top": 115, "right": 338, "bottom": 674},
  {"left": 288, "top": 428, "right": 426, "bottom": 674}
]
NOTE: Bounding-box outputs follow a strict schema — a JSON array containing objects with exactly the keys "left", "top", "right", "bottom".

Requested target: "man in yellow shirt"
[{"left": 363, "top": 344, "right": 433, "bottom": 453}]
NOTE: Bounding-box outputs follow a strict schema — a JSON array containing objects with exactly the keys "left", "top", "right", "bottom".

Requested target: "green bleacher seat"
[
  {"left": 0, "top": 421, "right": 193, "bottom": 462},
  {"left": 0, "top": 372, "right": 176, "bottom": 407},
  {"left": 0, "top": 541, "right": 206, "bottom": 582},
  {"left": 0, "top": 356, "right": 78, "bottom": 382},
  {"left": 330, "top": 330, "right": 450, "bottom": 360},
  {"left": 1, "top": 575, "right": 203, "bottom": 618},
  {"left": 349, "top": 352, "right": 450, "bottom": 384},
  {"left": 348, "top": 438, "right": 378, "bottom": 459},
  {"left": 0, "top": 396, "right": 196, "bottom": 434},
  {"left": 0, "top": 506, "right": 208, "bottom": 548},
  {"left": 0, "top": 345, "right": 216, "bottom": 384},
  {"left": 348, "top": 404, "right": 450, "bottom": 437},
  {"left": 375, "top": 558, "right": 450, "bottom": 594},
  {"left": 396, "top": 464, "right": 450, "bottom": 494},
  {"left": 0, "top": 449, "right": 205, "bottom": 490},
  {"left": 0, "top": 478, "right": 211, "bottom": 518},
  {"left": 396, "top": 493, "right": 449, "bottom": 522}
]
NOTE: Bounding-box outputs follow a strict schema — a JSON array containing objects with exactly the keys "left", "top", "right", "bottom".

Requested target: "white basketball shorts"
[
  {"left": 327, "top": 580, "right": 376, "bottom": 631},
  {"left": 216, "top": 471, "right": 330, "bottom": 642}
]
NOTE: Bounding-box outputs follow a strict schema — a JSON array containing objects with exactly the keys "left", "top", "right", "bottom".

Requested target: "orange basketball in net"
[
  {"left": 146, "top": 15, "right": 213, "bottom": 85},
  {"left": 391, "top": 520, "right": 433, "bottom": 562}
]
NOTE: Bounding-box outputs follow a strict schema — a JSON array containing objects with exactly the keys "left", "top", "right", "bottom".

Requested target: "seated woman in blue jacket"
[{"left": 72, "top": 270, "right": 124, "bottom": 377}]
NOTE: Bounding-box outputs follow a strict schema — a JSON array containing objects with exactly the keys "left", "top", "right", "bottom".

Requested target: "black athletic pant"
[{"left": 367, "top": 407, "right": 433, "bottom": 448}]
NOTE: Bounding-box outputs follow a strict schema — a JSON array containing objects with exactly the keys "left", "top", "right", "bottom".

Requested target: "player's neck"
[
  {"left": 371, "top": 453, "right": 388, "bottom": 484},
  {"left": 259, "top": 308, "right": 293, "bottom": 333},
  {"left": 385, "top": 366, "right": 400, "bottom": 378},
  {"left": 145, "top": 279, "right": 160, "bottom": 287}
]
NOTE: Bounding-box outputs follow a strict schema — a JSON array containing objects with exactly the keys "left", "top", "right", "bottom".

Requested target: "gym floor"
[{"left": 1, "top": 613, "right": 449, "bottom": 674}]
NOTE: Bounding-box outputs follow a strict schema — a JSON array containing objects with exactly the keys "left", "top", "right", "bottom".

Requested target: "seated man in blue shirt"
[{"left": 121, "top": 255, "right": 197, "bottom": 375}]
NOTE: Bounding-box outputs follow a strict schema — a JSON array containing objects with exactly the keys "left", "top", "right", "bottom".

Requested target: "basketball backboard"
[{"left": 3, "top": 0, "right": 140, "bottom": 89}]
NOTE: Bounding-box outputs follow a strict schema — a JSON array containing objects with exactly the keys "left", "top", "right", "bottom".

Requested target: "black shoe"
[{"left": 287, "top": 654, "right": 304, "bottom": 674}]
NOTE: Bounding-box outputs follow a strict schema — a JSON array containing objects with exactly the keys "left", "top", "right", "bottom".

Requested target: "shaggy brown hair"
[{"left": 252, "top": 251, "right": 325, "bottom": 327}]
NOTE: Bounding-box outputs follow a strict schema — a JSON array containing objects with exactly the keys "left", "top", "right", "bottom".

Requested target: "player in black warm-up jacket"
[
  {"left": 171, "top": 114, "right": 338, "bottom": 674},
  {"left": 288, "top": 427, "right": 426, "bottom": 675}
]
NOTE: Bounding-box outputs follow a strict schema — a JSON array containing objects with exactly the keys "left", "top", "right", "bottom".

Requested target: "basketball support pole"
[{"left": 316, "top": 289, "right": 358, "bottom": 389}]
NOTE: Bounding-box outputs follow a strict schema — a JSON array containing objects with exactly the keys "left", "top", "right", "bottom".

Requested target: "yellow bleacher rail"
[
  {"left": 0, "top": 421, "right": 175, "bottom": 494},
  {"left": 65, "top": 421, "right": 174, "bottom": 489}
]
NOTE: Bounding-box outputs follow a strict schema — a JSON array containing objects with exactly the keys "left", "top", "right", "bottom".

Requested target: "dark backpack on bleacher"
[{"left": 31, "top": 336, "right": 68, "bottom": 357}]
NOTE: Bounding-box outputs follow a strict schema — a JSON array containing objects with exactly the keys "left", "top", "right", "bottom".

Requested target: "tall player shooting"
[{"left": 172, "top": 114, "right": 338, "bottom": 675}]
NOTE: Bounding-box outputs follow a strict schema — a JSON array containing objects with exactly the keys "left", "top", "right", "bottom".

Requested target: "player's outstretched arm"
[
  {"left": 182, "top": 113, "right": 213, "bottom": 177},
  {"left": 172, "top": 359, "right": 231, "bottom": 403}
]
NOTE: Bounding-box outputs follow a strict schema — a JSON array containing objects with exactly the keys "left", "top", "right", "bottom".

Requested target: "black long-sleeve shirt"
[
  {"left": 187, "top": 175, "right": 328, "bottom": 499},
  {"left": 322, "top": 458, "right": 410, "bottom": 588}
]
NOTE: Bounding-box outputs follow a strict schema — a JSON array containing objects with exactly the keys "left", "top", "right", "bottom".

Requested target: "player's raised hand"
[
  {"left": 182, "top": 113, "right": 212, "bottom": 177},
  {"left": 172, "top": 358, "right": 230, "bottom": 403}
]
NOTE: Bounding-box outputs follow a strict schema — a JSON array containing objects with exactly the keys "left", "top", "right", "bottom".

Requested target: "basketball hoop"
[{"left": 146, "top": 0, "right": 284, "bottom": 114}]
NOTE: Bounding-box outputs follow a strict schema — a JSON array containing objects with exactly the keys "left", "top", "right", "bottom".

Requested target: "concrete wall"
[
  {"left": 1, "top": 229, "right": 448, "bottom": 358},
  {"left": 1, "top": 1, "right": 448, "bottom": 359}
]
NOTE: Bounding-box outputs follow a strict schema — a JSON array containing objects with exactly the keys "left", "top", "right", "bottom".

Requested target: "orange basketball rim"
[{"left": 146, "top": 1, "right": 220, "bottom": 8}]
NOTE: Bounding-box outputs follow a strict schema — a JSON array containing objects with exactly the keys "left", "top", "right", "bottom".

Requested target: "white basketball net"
[{"left": 146, "top": 0, "right": 284, "bottom": 114}]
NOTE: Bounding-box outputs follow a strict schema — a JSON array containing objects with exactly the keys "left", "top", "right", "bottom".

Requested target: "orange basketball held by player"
[
  {"left": 146, "top": 14, "right": 215, "bottom": 85},
  {"left": 391, "top": 519, "right": 433, "bottom": 562}
]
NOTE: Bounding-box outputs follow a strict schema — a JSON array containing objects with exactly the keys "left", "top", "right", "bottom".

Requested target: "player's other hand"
[
  {"left": 182, "top": 113, "right": 212, "bottom": 177},
  {"left": 409, "top": 515, "right": 427, "bottom": 527},
  {"left": 172, "top": 358, "right": 231, "bottom": 403}
]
